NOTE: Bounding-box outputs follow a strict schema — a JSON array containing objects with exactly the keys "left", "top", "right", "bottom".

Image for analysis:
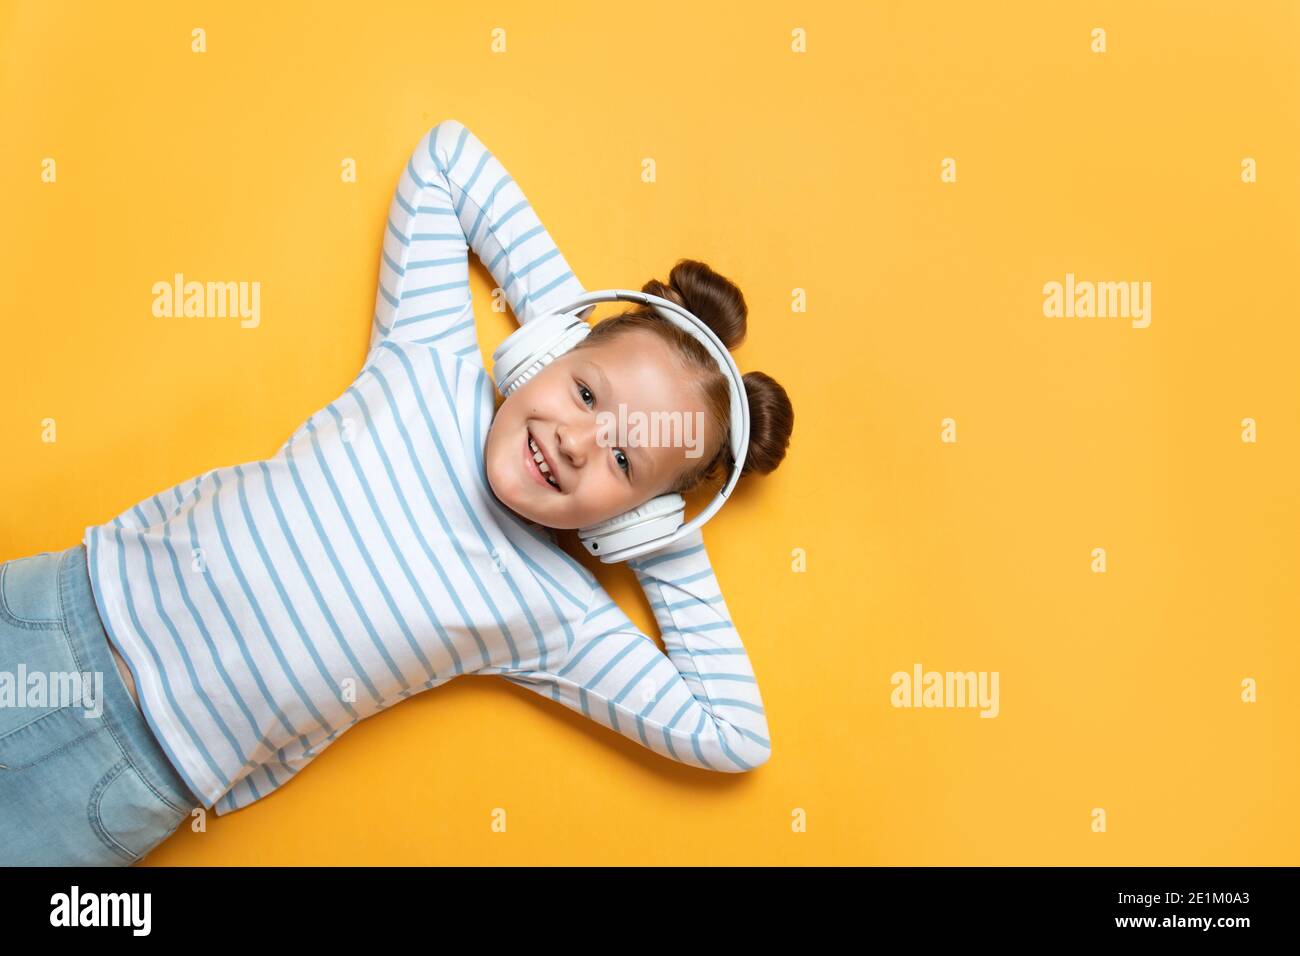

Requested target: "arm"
[
  {"left": 499, "top": 530, "right": 773, "bottom": 771},
  {"left": 370, "top": 118, "right": 593, "bottom": 358}
]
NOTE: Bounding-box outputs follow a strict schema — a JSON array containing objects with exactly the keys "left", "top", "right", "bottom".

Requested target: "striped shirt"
[{"left": 83, "top": 119, "right": 772, "bottom": 816}]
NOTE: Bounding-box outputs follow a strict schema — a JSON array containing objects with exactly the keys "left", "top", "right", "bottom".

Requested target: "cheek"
[
  {"left": 596, "top": 473, "right": 635, "bottom": 510},
  {"left": 484, "top": 417, "right": 515, "bottom": 483},
  {"left": 520, "top": 371, "right": 560, "bottom": 401}
]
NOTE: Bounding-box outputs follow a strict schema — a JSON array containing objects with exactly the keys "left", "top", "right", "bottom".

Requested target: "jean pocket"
[
  {"left": 0, "top": 704, "right": 107, "bottom": 771},
  {"left": 0, "top": 552, "right": 64, "bottom": 627},
  {"left": 89, "top": 757, "right": 190, "bottom": 863},
  {"left": 0, "top": 628, "right": 99, "bottom": 747}
]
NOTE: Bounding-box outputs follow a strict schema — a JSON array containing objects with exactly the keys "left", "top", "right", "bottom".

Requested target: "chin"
[
  {"left": 485, "top": 464, "right": 555, "bottom": 528},
  {"left": 490, "top": 484, "right": 595, "bottom": 533}
]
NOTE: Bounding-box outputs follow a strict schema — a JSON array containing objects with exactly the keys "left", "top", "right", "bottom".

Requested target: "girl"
[{"left": 0, "top": 119, "right": 794, "bottom": 865}]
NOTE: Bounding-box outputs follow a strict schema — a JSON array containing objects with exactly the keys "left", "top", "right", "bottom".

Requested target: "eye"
[{"left": 576, "top": 378, "right": 632, "bottom": 480}]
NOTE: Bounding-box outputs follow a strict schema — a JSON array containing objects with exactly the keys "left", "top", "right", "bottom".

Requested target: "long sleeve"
[
  {"left": 499, "top": 530, "right": 773, "bottom": 772},
  {"left": 370, "top": 118, "right": 593, "bottom": 360}
]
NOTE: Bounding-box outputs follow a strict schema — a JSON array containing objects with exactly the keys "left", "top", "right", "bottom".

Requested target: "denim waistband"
[{"left": 58, "top": 543, "right": 201, "bottom": 811}]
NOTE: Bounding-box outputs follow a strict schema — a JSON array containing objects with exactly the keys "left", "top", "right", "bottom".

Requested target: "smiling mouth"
[{"left": 526, "top": 430, "right": 561, "bottom": 492}]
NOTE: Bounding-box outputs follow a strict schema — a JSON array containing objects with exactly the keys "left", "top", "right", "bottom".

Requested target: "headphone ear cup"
[
  {"left": 491, "top": 312, "right": 591, "bottom": 397},
  {"left": 577, "top": 494, "right": 686, "bottom": 560}
]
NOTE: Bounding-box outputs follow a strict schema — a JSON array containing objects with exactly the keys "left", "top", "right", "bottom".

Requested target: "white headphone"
[{"left": 490, "top": 289, "right": 750, "bottom": 563}]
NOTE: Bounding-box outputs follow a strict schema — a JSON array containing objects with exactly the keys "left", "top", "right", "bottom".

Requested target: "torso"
[{"left": 106, "top": 636, "right": 141, "bottom": 710}]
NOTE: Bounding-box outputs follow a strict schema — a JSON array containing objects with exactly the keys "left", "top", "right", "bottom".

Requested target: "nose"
[{"left": 555, "top": 420, "right": 595, "bottom": 469}]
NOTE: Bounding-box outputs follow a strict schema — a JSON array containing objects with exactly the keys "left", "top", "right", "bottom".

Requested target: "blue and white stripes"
[
  {"left": 83, "top": 119, "right": 770, "bottom": 815},
  {"left": 503, "top": 533, "right": 774, "bottom": 772}
]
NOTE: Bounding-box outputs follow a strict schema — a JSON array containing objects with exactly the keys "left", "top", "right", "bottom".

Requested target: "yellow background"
[{"left": 2, "top": 0, "right": 1297, "bottom": 864}]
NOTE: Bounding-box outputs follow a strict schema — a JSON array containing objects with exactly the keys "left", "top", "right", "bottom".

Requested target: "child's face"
[{"left": 484, "top": 329, "right": 717, "bottom": 530}]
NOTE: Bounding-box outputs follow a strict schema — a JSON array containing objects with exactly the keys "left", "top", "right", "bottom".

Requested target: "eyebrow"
[{"left": 583, "top": 359, "right": 649, "bottom": 481}]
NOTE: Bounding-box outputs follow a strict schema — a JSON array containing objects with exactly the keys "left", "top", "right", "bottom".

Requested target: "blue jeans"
[{"left": 0, "top": 544, "right": 200, "bottom": 865}]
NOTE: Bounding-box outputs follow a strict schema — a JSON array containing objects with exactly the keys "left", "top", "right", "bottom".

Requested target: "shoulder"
[{"left": 359, "top": 339, "right": 492, "bottom": 397}]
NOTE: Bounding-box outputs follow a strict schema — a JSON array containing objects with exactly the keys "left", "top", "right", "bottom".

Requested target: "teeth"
[{"left": 528, "top": 436, "right": 559, "bottom": 489}]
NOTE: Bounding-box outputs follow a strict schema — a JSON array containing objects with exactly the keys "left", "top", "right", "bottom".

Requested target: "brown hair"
[{"left": 570, "top": 259, "right": 794, "bottom": 497}]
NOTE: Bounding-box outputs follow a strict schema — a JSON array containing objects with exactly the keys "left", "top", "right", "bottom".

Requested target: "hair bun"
[
  {"left": 643, "top": 259, "right": 748, "bottom": 350},
  {"left": 738, "top": 371, "right": 794, "bottom": 478}
]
